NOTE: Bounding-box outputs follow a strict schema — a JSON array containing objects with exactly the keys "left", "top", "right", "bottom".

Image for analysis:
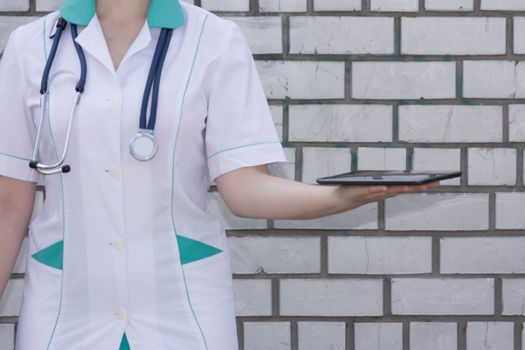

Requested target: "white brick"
[
  {"left": 413, "top": 148, "right": 461, "bottom": 185},
  {"left": 259, "top": 0, "right": 306, "bottom": 12},
  {"left": 502, "top": 279, "right": 525, "bottom": 315},
  {"left": 0, "top": 279, "right": 23, "bottom": 316},
  {"left": 290, "top": 17, "right": 394, "bottom": 54},
  {"left": 270, "top": 105, "right": 284, "bottom": 142},
  {"left": 328, "top": 236, "right": 432, "bottom": 274},
  {"left": 514, "top": 18, "right": 525, "bottom": 54},
  {"left": 207, "top": 192, "right": 268, "bottom": 230},
  {"left": 354, "top": 323, "right": 403, "bottom": 350},
  {"left": 496, "top": 192, "right": 525, "bottom": 229},
  {"left": 481, "top": 0, "right": 525, "bottom": 10},
  {"left": 0, "top": 0, "right": 29, "bottom": 11},
  {"left": 466, "top": 322, "right": 514, "bottom": 350},
  {"left": 256, "top": 61, "right": 345, "bottom": 99},
  {"left": 201, "top": 0, "right": 249, "bottom": 11},
  {"left": 289, "top": 105, "right": 393, "bottom": 142},
  {"left": 392, "top": 278, "right": 494, "bottom": 315},
  {"left": 314, "top": 0, "right": 361, "bottom": 11},
  {"left": 233, "top": 279, "right": 272, "bottom": 316},
  {"left": 410, "top": 322, "right": 457, "bottom": 350},
  {"left": 225, "top": 17, "right": 282, "bottom": 54},
  {"left": 385, "top": 193, "right": 489, "bottom": 231},
  {"left": 371, "top": 0, "right": 419, "bottom": 12},
  {"left": 399, "top": 105, "right": 503, "bottom": 143},
  {"left": 36, "top": 0, "right": 61, "bottom": 11},
  {"left": 228, "top": 236, "right": 320, "bottom": 274},
  {"left": 298, "top": 322, "right": 346, "bottom": 350},
  {"left": 352, "top": 62, "right": 456, "bottom": 99},
  {"left": 425, "top": 0, "right": 473, "bottom": 11},
  {"left": 402, "top": 17, "right": 505, "bottom": 55},
  {"left": 12, "top": 236, "right": 28, "bottom": 274},
  {"left": 274, "top": 202, "right": 378, "bottom": 230},
  {"left": 441, "top": 237, "right": 525, "bottom": 273},
  {"left": 268, "top": 147, "right": 295, "bottom": 180},
  {"left": 464, "top": 61, "right": 525, "bottom": 99},
  {"left": 302, "top": 147, "right": 351, "bottom": 185},
  {"left": 468, "top": 148, "right": 516, "bottom": 186},
  {"left": 509, "top": 105, "right": 525, "bottom": 141},
  {"left": 358, "top": 147, "right": 406, "bottom": 171},
  {"left": 0, "top": 324, "right": 14, "bottom": 350},
  {"left": 0, "top": 16, "right": 38, "bottom": 53},
  {"left": 244, "top": 322, "right": 290, "bottom": 350},
  {"left": 280, "top": 279, "right": 383, "bottom": 316}
]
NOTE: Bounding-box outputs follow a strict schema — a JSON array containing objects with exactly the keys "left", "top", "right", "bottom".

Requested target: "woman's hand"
[
  {"left": 333, "top": 181, "right": 441, "bottom": 212},
  {"left": 215, "top": 164, "right": 442, "bottom": 220}
]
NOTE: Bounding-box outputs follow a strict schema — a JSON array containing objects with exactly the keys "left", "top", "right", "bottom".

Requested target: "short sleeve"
[
  {"left": 204, "top": 22, "right": 287, "bottom": 182},
  {"left": 0, "top": 29, "right": 39, "bottom": 182}
]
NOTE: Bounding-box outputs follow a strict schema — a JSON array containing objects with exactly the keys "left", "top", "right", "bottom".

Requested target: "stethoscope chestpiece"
[{"left": 129, "top": 129, "right": 158, "bottom": 161}]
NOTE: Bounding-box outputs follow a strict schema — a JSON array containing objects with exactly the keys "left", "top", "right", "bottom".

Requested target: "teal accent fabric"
[
  {"left": 119, "top": 333, "right": 130, "bottom": 350},
  {"left": 177, "top": 235, "right": 222, "bottom": 265},
  {"left": 31, "top": 240, "right": 64, "bottom": 270},
  {"left": 60, "top": 0, "right": 185, "bottom": 29}
]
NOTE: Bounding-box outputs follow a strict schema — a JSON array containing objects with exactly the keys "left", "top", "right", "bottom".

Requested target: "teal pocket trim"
[
  {"left": 177, "top": 235, "right": 222, "bottom": 265},
  {"left": 119, "top": 332, "right": 130, "bottom": 350},
  {"left": 31, "top": 240, "right": 64, "bottom": 270}
]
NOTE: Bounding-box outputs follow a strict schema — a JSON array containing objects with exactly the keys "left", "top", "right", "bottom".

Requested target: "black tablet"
[{"left": 316, "top": 170, "right": 462, "bottom": 185}]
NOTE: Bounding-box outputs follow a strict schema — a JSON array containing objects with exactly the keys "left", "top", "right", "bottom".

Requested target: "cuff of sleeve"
[
  {"left": 0, "top": 153, "right": 39, "bottom": 183},
  {"left": 207, "top": 142, "right": 288, "bottom": 182}
]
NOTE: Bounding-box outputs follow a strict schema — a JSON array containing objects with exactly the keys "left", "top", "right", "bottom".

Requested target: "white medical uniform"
[{"left": 0, "top": 1, "right": 287, "bottom": 349}]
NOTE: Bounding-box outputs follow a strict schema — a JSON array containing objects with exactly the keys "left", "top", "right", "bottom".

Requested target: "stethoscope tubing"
[
  {"left": 140, "top": 27, "right": 172, "bottom": 131},
  {"left": 30, "top": 18, "right": 172, "bottom": 174},
  {"left": 31, "top": 19, "right": 86, "bottom": 174}
]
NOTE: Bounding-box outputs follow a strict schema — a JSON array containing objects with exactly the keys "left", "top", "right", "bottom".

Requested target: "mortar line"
[
  {"left": 503, "top": 104, "right": 509, "bottom": 143},
  {"left": 272, "top": 278, "right": 280, "bottom": 317},
  {"left": 517, "top": 148, "right": 524, "bottom": 189},
  {"left": 458, "top": 320, "right": 466, "bottom": 350},
  {"left": 403, "top": 321, "right": 409, "bottom": 350},
  {"left": 384, "top": 277, "right": 392, "bottom": 316},
  {"left": 514, "top": 321, "right": 522, "bottom": 350},
  {"left": 494, "top": 277, "right": 502, "bottom": 316},
  {"left": 348, "top": 321, "right": 355, "bottom": 350},
  {"left": 432, "top": 235, "right": 440, "bottom": 274},
  {"left": 488, "top": 192, "right": 496, "bottom": 230},
  {"left": 507, "top": 16, "right": 514, "bottom": 56},
  {"left": 291, "top": 321, "right": 298, "bottom": 350}
]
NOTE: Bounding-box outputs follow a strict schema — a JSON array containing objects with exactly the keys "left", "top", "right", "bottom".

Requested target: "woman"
[{"left": 0, "top": 0, "right": 440, "bottom": 349}]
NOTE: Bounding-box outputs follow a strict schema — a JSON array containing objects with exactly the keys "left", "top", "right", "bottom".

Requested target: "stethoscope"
[{"left": 29, "top": 17, "right": 173, "bottom": 175}]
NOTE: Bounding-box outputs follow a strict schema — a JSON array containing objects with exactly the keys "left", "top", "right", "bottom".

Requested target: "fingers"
[{"left": 363, "top": 181, "right": 441, "bottom": 202}]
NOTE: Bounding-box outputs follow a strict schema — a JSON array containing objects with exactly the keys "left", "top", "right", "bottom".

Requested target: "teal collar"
[{"left": 59, "top": 0, "right": 185, "bottom": 29}]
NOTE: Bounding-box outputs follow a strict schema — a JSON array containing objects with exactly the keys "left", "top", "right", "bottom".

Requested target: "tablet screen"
[{"left": 316, "top": 170, "right": 461, "bottom": 185}]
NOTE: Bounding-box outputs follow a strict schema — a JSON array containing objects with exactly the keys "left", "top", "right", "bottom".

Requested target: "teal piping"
[
  {"left": 206, "top": 141, "right": 283, "bottom": 160},
  {"left": 0, "top": 151, "right": 32, "bottom": 162},
  {"left": 170, "top": 14, "right": 210, "bottom": 350}
]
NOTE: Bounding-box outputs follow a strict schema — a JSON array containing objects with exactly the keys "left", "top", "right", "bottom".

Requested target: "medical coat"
[{"left": 0, "top": 1, "right": 287, "bottom": 349}]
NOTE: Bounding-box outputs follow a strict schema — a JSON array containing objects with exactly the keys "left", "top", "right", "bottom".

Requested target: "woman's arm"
[
  {"left": 0, "top": 176, "right": 36, "bottom": 297},
  {"left": 214, "top": 165, "right": 440, "bottom": 220}
]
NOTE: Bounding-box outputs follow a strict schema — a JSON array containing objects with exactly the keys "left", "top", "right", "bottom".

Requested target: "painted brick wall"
[{"left": 1, "top": 0, "right": 525, "bottom": 349}]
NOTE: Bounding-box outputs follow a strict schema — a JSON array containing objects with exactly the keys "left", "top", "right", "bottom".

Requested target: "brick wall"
[{"left": 1, "top": 0, "right": 525, "bottom": 349}]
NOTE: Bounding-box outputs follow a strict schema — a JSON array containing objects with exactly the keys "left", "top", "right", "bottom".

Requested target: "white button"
[
  {"left": 111, "top": 239, "right": 124, "bottom": 251},
  {"left": 117, "top": 307, "right": 128, "bottom": 320},
  {"left": 105, "top": 168, "right": 121, "bottom": 178}
]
